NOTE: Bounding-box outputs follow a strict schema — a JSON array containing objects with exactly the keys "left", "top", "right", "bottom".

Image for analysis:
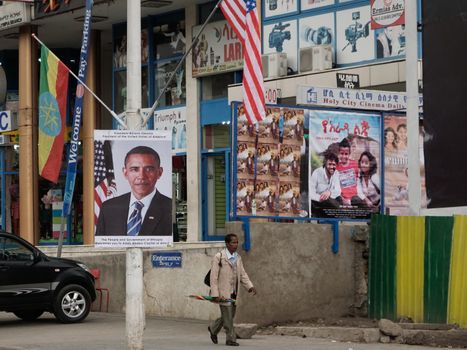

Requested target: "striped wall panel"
[
  {"left": 369, "top": 214, "right": 467, "bottom": 328},
  {"left": 396, "top": 216, "right": 425, "bottom": 323},
  {"left": 369, "top": 214, "right": 396, "bottom": 320},
  {"left": 448, "top": 216, "right": 467, "bottom": 327}
]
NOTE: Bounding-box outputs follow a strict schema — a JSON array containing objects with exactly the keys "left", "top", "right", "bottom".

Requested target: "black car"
[{"left": 0, "top": 232, "right": 96, "bottom": 323}]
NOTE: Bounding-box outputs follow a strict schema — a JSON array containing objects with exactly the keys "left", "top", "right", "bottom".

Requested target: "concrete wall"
[{"left": 43, "top": 222, "right": 368, "bottom": 326}]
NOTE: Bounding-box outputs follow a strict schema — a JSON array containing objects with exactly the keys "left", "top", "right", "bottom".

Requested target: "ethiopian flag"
[{"left": 38, "top": 46, "right": 69, "bottom": 183}]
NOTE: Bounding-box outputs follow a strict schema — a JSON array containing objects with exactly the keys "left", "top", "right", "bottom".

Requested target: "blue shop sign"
[{"left": 151, "top": 252, "right": 182, "bottom": 268}]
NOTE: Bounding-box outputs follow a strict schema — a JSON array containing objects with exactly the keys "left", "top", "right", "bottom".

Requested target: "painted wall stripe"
[
  {"left": 424, "top": 217, "right": 453, "bottom": 323},
  {"left": 369, "top": 214, "right": 397, "bottom": 320},
  {"left": 397, "top": 216, "right": 425, "bottom": 323},
  {"left": 448, "top": 216, "right": 467, "bottom": 328}
]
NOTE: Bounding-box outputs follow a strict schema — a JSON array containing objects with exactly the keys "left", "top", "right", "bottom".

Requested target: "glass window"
[
  {"left": 203, "top": 124, "right": 230, "bottom": 149},
  {"left": 0, "top": 237, "right": 34, "bottom": 262},
  {"left": 153, "top": 21, "right": 186, "bottom": 60},
  {"left": 114, "top": 71, "right": 126, "bottom": 114},
  {"left": 155, "top": 59, "right": 186, "bottom": 107},
  {"left": 201, "top": 73, "right": 235, "bottom": 100},
  {"left": 114, "top": 68, "right": 148, "bottom": 113}
]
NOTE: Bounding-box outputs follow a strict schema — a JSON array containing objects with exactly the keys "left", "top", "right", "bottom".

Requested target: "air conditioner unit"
[
  {"left": 262, "top": 53, "right": 287, "bottom": 79},
  {"left": 299, "top": 45, "right": 333, "bottom": 73}
]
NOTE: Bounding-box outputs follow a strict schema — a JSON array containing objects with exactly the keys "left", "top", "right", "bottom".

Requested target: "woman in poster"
[
  {"left": 354, "top": 151, "right": 380, "bottom": 209},
  {"left": 384, "top": 127, "right": 398, "bottom": 153},
  {"left": 396, "top": 123, "right": 407, "bottom": 151}
]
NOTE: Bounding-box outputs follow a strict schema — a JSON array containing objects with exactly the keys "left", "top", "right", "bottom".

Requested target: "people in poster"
[
  {"left": 384, "top": 115, "right": 428, "bottom": 215},
  {"left": 309, "top": 152, "right": 342, "bottom": 216},
  {"left": 236, "top": 180, "right": 255, "bottom": 215},
  {"left": 96, "top": 145, "right": 172, "bottom": 237},
  {"left": 376, "top": 25, "right": 405, "bottom": 59},
  {"left": 354, "top": 151, "right": 380, "bottom": 208},
  {"left": 396, "top": 123, "right": 407, "bottom": 151},
  {"left": 336, "top": 138, "right": 359, "bottom": 206},
  {"left": 384, "top": 127, "right": 398, "bottom": 153},
  {"left": 308, "top": 110, "right": 381, "bottom": 219},
  {"left": 278, "top": 182, "right": 300, "bottom": 216}
]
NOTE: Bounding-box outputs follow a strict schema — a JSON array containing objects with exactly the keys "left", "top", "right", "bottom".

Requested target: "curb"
[
  {"left": 275, "top": 326, "right": 380, "bottom": 343},
  {"left": 271, "top": 326, "right": 467, "bottom": 348}
]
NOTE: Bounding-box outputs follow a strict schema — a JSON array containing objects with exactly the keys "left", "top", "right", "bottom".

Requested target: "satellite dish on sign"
[{"left": 0, "top": 66, "right": 6, "bottom": 107}]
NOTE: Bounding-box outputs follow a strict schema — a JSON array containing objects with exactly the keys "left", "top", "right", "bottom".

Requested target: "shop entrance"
[{"left": 201, "top": 151, "right": 230, "bottom": 240}]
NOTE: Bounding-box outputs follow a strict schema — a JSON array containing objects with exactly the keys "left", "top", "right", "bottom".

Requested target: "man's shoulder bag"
[{"left": 204, "top": 252, "right": 222, "bottom": 287}]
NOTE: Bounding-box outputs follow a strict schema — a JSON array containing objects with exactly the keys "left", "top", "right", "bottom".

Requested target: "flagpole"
[
  {"left": 141, "top": 0, "right": 224, "bottom": 127},
  {"left": 31, "top": 33, "right": 128, "bottom": 130}
]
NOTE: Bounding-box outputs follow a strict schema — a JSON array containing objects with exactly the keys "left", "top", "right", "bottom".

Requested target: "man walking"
[{"left": 208, "top": 234, "right": 257, "bottom": 346}]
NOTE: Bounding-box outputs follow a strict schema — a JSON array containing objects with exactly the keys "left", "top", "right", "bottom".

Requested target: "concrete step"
[{"left": 268, "top": 326, "right": 467, "bottom": 348}]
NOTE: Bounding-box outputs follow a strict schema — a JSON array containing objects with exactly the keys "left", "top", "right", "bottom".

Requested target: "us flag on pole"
[
  {"left": 220, "top": 0, "right": 265, "bottom": 124},
  {"left": 94, "top": 140, "right": 117, "bottom": 224}
]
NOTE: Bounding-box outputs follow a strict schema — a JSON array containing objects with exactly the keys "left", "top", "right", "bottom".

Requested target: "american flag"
[
  {"left": 220, "top": 0, "right": 265, "bottom": 124},
  {"left": 94, "top": 140, "right": 117, "bottom": 224}
]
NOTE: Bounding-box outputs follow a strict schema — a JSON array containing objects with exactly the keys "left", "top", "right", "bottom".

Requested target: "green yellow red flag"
[{"left": 38, "top": 46, "right": 69, "bottom": 183}]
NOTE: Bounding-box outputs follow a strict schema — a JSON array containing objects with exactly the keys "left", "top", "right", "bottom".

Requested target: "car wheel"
[
  {"left": 53, "top": 284, "right": 91, "bottom": 323},
  {"left": 13, "top": 310, "right": 44, "bottom": 321}
]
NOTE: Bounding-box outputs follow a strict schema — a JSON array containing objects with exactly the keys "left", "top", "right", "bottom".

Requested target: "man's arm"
[
  {"left": 209, "top": 253, "right": 222, "bottom": 298},
  {"left": 238, "top": 257, "right": 254, "bottom": 293},
  {"left": 309, "top": 168, "right": 321, "bottom": 202}
]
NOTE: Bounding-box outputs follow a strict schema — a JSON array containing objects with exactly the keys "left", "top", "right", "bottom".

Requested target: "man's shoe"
[
  {"left": 226, "top": 340, "right": 239, "bottom": 346},
  {"left": 208, "top": 326, "right": 218, "bottom": 344}
]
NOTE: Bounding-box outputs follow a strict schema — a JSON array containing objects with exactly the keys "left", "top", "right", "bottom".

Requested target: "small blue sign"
[{"left": 151, "top": 252, "right": 182, "bottom": 268}]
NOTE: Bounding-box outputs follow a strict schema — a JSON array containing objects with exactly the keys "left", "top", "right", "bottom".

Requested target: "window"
[{"left": 0, "top": 238, "right": 34, "bottom": 262}]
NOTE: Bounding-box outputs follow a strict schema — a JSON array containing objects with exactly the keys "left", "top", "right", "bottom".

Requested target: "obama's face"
[{"left": 123, "top": 153, "right": 162, "bottom": 200}]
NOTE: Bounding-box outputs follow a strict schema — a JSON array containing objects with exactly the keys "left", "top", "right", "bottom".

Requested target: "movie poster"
[
  {"left": 308, "top": 110, "right": 381, "bottom": 219},
  {"left": 235, "top": 104, "right": 307, "bottom": 218},
  {"left": 384, "top": 115, "right": 428, "bottom": 215}
]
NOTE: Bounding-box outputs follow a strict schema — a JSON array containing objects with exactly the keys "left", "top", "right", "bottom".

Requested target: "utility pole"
[
  {"left": 406, "top": 0, "right": 422, "bottom": 215},
  {"left": 126, "top": 1, "right": 145, "bottom": 349}
]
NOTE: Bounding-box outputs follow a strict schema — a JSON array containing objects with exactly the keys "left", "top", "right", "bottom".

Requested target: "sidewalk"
[{"left": 0, "top": 312, "right": 460, "bottom": 350}]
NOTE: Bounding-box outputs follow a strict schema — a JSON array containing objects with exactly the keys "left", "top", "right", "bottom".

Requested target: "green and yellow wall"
[{"left": 369, "top": 215, "right": 467, "bottom": 327}]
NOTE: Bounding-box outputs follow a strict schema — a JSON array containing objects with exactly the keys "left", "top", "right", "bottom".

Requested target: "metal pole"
[
  {"left": 126, "top": 0, "right": 144, "bottom": 349},
  {"left": 141, "top": 0, "right": 223, "bottom": 127},
  {"left": 406, "top": 0, "right": 421, "bottom": 215}
]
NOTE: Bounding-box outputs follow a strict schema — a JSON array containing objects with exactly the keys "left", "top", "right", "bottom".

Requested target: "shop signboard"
[
  {"left": 371, "top": 0, "right": 405, "bottom": 29},
  {"left": 0, "top": 1, "right": 31, "bottom": 31},
  {"left": 192, "top": 20, "right": 243, "bottom": 77},
  {"left": 336, "top": 73, "right": 360, "bottom": 89},
  {"left": 0, "top": 110, "right": 16, "bottom": 132},
  {"left": 151, "top": 252, "right": 182, "bottom": 268},
  {"left": 150, "top": 106, "right": 187, "bottom": 154},
  {"left": 297, "top": 85, "right": 423, "bottom": 112}
]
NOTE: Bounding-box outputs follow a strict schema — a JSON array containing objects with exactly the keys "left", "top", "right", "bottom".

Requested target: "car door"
[{"left": 0, "top": 236, "right": 53, "bottom": 308}]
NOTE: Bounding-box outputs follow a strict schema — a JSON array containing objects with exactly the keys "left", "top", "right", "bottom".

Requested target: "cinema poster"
[
  {"left": 308, "top": 110, "right": 381, "bottom": 219},
  {"left": 384, "top": 114, "right": 428, "bottom": 215}
]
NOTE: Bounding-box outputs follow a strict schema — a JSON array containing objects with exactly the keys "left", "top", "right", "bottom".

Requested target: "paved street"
[{"left": 0, "top": 312, "right": 458, "bottom": 350}]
